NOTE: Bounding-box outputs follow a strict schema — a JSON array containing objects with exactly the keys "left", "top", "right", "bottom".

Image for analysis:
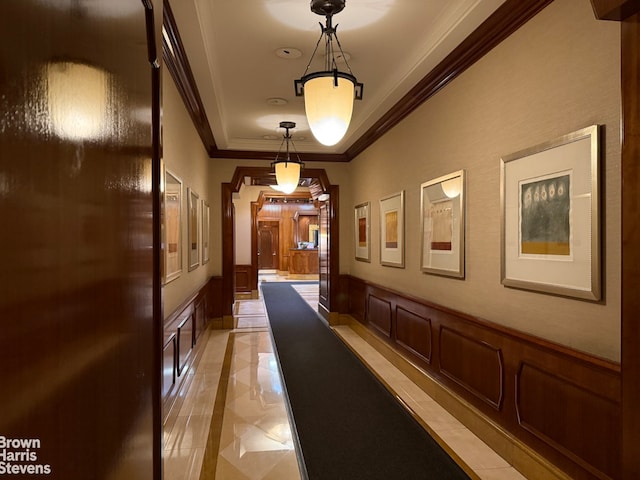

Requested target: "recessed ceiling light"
[
  {"left": 263, "top": 134, "right": 280, "bottom": 140},
  {"left": 266, "top": 97, "right": 288, "bottom": 106},
  {"left": 275, "top": 47, "right": 302, "bottom": 59}
]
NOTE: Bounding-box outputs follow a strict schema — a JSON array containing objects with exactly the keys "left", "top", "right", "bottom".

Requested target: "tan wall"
[
  {"left": 162, "top": 68, "right": 213, "bottom": 318},
  {"left": 347, "top": 0, "right": 621, "bottom": 361}
]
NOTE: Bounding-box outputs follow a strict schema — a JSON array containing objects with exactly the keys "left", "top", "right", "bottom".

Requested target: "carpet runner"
[{"left": 261, "top": 282, "right": 470, "bottom": 480}]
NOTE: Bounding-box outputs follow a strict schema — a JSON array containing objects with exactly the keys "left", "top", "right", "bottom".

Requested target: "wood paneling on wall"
[
  {"left": 235, "top": 265, "right": 253, "bottom": 292},
  {"left": 345, "top": 275, "right": 621, "bottom": 480},
  {"left": 163, "top": 277, "right": 217, "bottom": 420},
  {"left": 256, "top": 202, "right": 317, "bottom": 272},
  {"left": 0, "top": 1, "right": 162, "bottom": 478}
]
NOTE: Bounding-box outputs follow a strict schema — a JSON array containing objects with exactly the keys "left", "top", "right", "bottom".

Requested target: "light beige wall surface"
[
  {"left": 347, "top": 0, "right": 621, "bottom": 361},
  {"left": 162, "top": 68, "right": 213, "bottom": 318}
]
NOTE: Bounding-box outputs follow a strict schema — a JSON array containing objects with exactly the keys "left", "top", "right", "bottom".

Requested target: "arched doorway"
[{"left": 221, "top": 166, "right": 340, "bottom": 324}]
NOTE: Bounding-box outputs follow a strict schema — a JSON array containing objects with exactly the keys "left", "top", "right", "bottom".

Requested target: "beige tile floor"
[{"left": 163, "top": 277, "right": 530, "bottom": 480}]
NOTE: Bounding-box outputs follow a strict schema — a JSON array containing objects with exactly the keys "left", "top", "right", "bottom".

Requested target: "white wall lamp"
[
  {"left": 272, "top": 121, "right": 304, "bottom": 194},
  {"left": 294, "top": 0, "right": 363, "bottom": 146}
]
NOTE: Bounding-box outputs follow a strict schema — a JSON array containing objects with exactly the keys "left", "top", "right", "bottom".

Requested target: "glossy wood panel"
[
  {"left": 177, "top": 315, "right": 194, "bottom": 376},
  {"left": 195, "top": 296, "right": 206, "bottom": 341},
  {"left": 345, "top": 275, "right": 621, "bottom": 480},
  {"left": 0, "top": 1, "right": 161, "bottom": 478},
  {"left": 620, "top": 9, "right": 640, "bottom": 480},
  {"left": 395, "top": 307, "right": 432, "bottom": 364},
  {"left": 163, "top": 278, "right": 216, "bottom": 419},
  {"left": 367, "top": 295, "right": 392, "bottom": 338},
  {"left": 439, "top": 326, "right": 504, "bottom": 410},
  {"left": 163, "top": 334, "right": 177, "bottom": 399},
  {"left": 517, "top": 362, "right": 620, "bottom": 478},
  {"left": 235, "top": 265, "right": 252, "bottom": 293},
  {"left": 289, "top": 249, "right": 319, "bottom": 274}
]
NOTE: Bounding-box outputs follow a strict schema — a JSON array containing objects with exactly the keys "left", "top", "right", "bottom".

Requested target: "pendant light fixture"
[
  {"left": 295, "top": 0, "right": 363, "bottom": 147},
  {"left": 272, "top": 121, "right": 304, "bottom": 194}
]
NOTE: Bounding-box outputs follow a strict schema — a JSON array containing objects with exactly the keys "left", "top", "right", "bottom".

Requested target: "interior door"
[
  {"left": 258, "top": 221, "right": 279, "bottom": 270},
  {"left": 0, "top": 1, "right": 160, "bottom": 478}
]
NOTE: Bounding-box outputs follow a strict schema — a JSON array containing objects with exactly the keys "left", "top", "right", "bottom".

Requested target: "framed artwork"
[
  {"left": 164, "top": 170, "right": 182, "bottom": 284},
  {"left": 202, "top": 200, "right": 210, "bottom": 265},
  {"left": 354, "top": 202, "right": 371, "bottom": 262},
  {"left": 420, "top": 170, "right": 465, "bottom": 278},
  {"left": 188, "top": 188, "right": 200, "bottom": 271},
  {"left": 500, "top": 125, "right": 601, "bottom": 300},
  {"left": 379, "top": 191, "right": 405, "bottom": 268}
]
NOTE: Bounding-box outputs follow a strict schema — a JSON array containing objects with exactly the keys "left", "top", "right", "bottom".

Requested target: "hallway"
[{"left": 163, "top": 281, "right": 534, "bottom": 480}]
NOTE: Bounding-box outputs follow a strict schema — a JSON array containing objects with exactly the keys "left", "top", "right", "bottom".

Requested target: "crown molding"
[{"left": 163, "top": 0, "right": 553, "bottom": 162}]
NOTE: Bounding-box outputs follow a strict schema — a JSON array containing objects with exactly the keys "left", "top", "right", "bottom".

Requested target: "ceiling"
[{"left": 165, "top": 0, "right": 512, "bottom": 161}]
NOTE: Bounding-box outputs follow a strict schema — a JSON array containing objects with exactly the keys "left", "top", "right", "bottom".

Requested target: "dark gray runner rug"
[{"left": 262, "top": 282, "right": 470, "bottom": 480}]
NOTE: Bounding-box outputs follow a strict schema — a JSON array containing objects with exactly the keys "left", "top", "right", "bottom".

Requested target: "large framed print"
[
  {"left": 164, "top": 170, "right": 183, "bottom": 284},
  {"left": 420, "top": 170, "right": 465, "bottom": 278},
  {"left": 188, "top": 188, "right": 200, "bottom": 271},
  {"left": 379, "top": 191, "right": 404, "bottom": 268},
  {"left": 354, "top": 202, "right": 370, "bottom": 262},
  {"left": 202, "top": 200, "right": 210, "bottom": 265},
  {"left": 500, "top": 125, "right": 601, "bottom": 300}
]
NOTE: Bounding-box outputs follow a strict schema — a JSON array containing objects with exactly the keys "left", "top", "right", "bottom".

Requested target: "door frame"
[{"left": 222, "top": 167, "right": 338, "bottom": 318}]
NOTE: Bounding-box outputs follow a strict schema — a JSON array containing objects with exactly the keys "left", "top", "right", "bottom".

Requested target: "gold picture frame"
[{"left": 500, "top": 125, "right": 601, "bottom": 300}]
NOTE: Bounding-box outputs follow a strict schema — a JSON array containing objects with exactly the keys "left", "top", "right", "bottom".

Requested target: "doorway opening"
[{"left": 221, "top": 167, "right": 339, "bottom": 323}]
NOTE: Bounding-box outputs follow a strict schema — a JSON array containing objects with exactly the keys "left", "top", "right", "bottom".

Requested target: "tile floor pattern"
[{"left": 164, "top": 279, "right": 529, "bottom": 480}]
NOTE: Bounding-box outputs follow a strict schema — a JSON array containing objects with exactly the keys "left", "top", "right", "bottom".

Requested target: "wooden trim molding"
[
  {"left": 222, "top": 167, "right": 339, "bottom": 319},
  {"left": 162, "top": 0, "right": 217, "bottom": 155},
  {"left": 344, "top": 275, "right": 621, "bottom": 480},
  {"left": 162, "top": 0, "right": 552, "bottom": 163},
  {"left": 620, "top": 9, "right": 640, "bottom": 480},
  {"left": 345, "top": 0, "right": 554, "bottom": 159},
  {"left": 590, "top": 0, "right": 640, "bottom": 20},
  {"left": 163, "top": 277, "right": 218, "bottom": 421}
]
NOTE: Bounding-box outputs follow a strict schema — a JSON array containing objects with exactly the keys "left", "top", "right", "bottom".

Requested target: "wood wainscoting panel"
[
  {"left": 235, "top": 265, "right": 252, "bottom": 293},
  {"left": 396, "top": 306, "right": 432, "bottom": 364},
  {"left": 177, "top": 314, "right": 194, "bottom": 376},
  {"left": 516, "top": 362, "right": 621, "bottom": 479},
  {"left": 348, "top": 277, "right": 367, "bottom": 323},
  {"left": 342, "top": 275, "right": 621, "bottom": 479},
  {"left": 163, "top": 277, "right": 218, "bottom": 421},
  {"left": 367, "top": 294, "right": 393, "bottom": 338},
  {"left": 163, "top": 334, "right": 177, "bottom": 400},
  {"left": 439, "top": 326, "right": 504, "bottom": 410},
  {"left": 195, "top": 296, "right": 206, "bottom": 342}
]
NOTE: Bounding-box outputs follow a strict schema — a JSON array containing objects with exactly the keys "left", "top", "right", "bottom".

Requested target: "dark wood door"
[
  {"left": 258, "top": 221, "right": 279, "bottom": 270},
  {"left": 0, "top": 1, "right": 161, "bottom": 479},
  {"left": 319, "top": 203, "right": 330, "bottom": 307}
]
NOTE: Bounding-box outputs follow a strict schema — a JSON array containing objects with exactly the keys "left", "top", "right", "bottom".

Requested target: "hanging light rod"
[
  {"left": 295, "top": 0, "right": 364, "bottom": 147},
  {"left": 271, "top": 121, "right": 305, "bottom": 195}
]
